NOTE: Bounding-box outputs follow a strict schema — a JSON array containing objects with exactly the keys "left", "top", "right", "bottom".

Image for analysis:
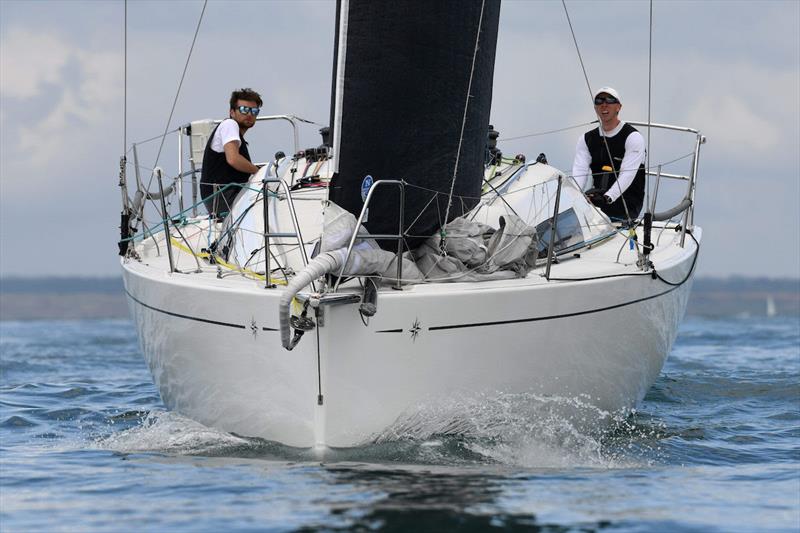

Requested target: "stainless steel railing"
[
  {"left": 626, "top": 120, "right": 706, "bottom": 246},
  {"left": 121, "top": 114, "right": 315, "bottom": 280},
  {"left": 261, "top": 177, "right": 311, "bottom": 289},
  {"left": 333, "top": 180, "right": 407, "bottom": 292}
]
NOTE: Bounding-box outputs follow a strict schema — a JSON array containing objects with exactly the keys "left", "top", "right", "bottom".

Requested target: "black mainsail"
[{"left": 328, "top": 0, "right": 501, "bottom": 249}]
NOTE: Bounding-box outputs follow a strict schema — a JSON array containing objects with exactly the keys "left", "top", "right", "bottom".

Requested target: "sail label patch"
[{"left": 360, "top": 175, "right": 373, "bottom": 203}]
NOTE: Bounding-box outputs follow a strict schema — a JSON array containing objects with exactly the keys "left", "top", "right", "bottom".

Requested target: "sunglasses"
[
  {"left": 594, "top": 96, "right": 619, "bottom": 105},
  {"left": 236, "top": 105, "right": 261, "bottom": 116}
]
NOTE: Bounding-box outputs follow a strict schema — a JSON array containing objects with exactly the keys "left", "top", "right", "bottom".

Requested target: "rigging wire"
[
  {"left": 646, "top": 0, "right": 653, "bottom": 213},
  {"left": 561, "top": 0, "right": 593, "bottom": 102},
  {"left": 128, "top": 128, "right": 182, "bottom": 148},
  {"left": 442, "top": 0, "right": 487, "bottom": 234},
  {"left": 147, "top": 0, "right": 208, "bottom": 185},
  {"left": 501, "top": 121, "right": 596, "bottom": 142},
  {"left": 655, "top": 150, "right": 694, "bottom": 168},
  {"left": 123, "top": 0, "right": 127, "bottom": 158},
  {"left": 561, "top": 0, "right": 632, "bottom": 223},
  {"left": 291, "top": 116, "right": 326, "bottom": 127}
]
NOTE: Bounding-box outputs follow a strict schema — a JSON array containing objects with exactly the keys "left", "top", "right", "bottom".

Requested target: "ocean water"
[{"left": 1, "top": 315, "right": 798, "bottom": 532}]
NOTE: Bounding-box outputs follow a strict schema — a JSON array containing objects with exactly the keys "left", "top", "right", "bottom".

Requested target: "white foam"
[
  {"left": 373, "top": 391, "right": 653, "bottom": 468},
  {"left": 94, "top": 409, "right": 251, "bottom": 455}
]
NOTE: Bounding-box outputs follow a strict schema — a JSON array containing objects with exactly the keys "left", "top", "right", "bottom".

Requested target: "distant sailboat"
[{"left": 766, "top": 296, "right": 777, "bottom": 317}]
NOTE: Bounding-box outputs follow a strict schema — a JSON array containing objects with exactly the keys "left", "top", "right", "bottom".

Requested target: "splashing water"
[
  {"left": 95, "top": 410, "right": 252, "bottom": 456},
  {"left": 373, "top": 390, "right": 665, "bottom": 468},
  {"left": 91, "top": 392, "right": 665, "bottom": 469}
]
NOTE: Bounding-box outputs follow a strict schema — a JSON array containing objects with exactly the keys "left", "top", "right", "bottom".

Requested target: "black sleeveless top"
[
  {"left": 199, "top": 122, "right": 251, "bottom": 201},
  {"left": 584, "top": 122, "right": 646, "bottom": 220}
]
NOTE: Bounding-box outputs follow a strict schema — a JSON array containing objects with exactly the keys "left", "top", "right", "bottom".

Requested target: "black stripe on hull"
[
  {"left": 125, "top": 280, "right": 684, "bottom": 334},
  {"left": 125, "top": 289, "right": 246, "bottom": 330},
  {"left": 429, "top": 284, "right": 681, "bottom": 331}
]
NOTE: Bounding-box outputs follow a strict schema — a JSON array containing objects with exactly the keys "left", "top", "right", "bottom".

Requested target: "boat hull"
[{"left": 122, "top": 229, "right": 698, "bottom": 447}]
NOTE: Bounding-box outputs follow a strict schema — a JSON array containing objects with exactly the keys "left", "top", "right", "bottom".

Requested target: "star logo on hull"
[{"left": 409, "top": 318, "right": 422, "bottom": 342}]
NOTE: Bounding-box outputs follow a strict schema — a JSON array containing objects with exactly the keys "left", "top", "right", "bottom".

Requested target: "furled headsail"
[{"left": 328, "top": 0, "right": 502, "bottom": 249}]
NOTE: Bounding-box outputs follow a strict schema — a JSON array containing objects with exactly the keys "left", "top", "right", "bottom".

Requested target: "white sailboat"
[
  {"left": 120, "top": 0, "right": 704, "bottom": 448},
  {"left": 767, "top": 296, "right": 778, "bottom": 317}
]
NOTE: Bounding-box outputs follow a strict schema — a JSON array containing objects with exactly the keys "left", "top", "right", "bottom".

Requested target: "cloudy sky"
[{"left": 1, "top": 0, "right": 798, "bottom": 278}]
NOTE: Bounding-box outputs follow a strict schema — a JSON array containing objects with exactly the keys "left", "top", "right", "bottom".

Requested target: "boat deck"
[{"left": 127, "top": 216, "right": 698, "bottom": 296}]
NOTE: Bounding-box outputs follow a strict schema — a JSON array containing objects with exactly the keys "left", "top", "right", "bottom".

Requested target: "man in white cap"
[{"left": 571, "top": 87, "right": 646, "bottom": 221}]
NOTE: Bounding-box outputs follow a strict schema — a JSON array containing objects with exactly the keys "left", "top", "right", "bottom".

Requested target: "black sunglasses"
[{"left": 594, "top": 96, "right": 619, "bottom": 105}]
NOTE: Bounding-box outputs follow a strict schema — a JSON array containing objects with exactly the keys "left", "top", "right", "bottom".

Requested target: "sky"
[{"left": 1, "top": 0, "right": 798, "bottom": 278}]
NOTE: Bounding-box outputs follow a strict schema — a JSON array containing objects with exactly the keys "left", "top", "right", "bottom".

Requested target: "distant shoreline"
[{"left": 1, "top": 276, "right": 798, "bottom": 321}]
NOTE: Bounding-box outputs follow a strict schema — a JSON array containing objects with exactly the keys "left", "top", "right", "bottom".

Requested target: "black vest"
[
  {"left": 199, "top": 122, "right": 252, "bottom": 201},
  {"left": 584, "top": 122, "right": 646, "bottom": 220}
]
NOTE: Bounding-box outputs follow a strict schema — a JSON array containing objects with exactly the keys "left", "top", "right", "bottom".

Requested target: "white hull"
[
  {"left": 116, "top": 2, "right": 707, "bottom": 450},
  {"left": 122, "top": 226, "right": 699, "bottom": 447}
]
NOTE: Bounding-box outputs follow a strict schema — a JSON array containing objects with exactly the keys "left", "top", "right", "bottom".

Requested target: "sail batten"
[{"left": 329, "top": 0, "right": 502, "bottom": 249}]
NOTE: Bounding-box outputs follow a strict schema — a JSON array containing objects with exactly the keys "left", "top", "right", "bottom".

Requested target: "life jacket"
[
  {"left": 584, "top": 122, "right": 645, "bottom": 220},
  {"left": 199, "top": 122, "right": 252, "bottom": 202}
]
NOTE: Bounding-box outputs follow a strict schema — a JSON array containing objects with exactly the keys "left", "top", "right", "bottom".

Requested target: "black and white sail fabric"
[{"left": 328, "top": 0, "right": 502, "bottom": 250}]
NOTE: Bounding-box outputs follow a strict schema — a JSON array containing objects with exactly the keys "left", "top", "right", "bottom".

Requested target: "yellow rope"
[
  {"left": 482, "top": 163, "right": 499, "bottom": 193},
  {"left": 169, "top": 237, "right": 288, "bottom": 285}
]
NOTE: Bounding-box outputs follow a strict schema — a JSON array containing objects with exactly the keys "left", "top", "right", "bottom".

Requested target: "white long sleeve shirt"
[{"left": 571, "top": 121, "right": 646, "bottom": 202}]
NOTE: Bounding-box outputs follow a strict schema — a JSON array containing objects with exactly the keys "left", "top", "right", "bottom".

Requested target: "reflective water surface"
[{"left": 1, "top": 316, "right": 798, "bottom": 532}]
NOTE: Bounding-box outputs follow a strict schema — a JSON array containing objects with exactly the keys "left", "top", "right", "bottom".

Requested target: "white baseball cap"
[{"left": 593, "top": 86, "right": 621, "bottom": 103}]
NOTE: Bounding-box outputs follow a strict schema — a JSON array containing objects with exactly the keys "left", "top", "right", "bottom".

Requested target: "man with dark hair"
[
  {"left": 200, "top": 88, "right": 263, "bottom": 217},
  {"left": 571, "top": 87, "right": 646, "bottom": 221}
]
